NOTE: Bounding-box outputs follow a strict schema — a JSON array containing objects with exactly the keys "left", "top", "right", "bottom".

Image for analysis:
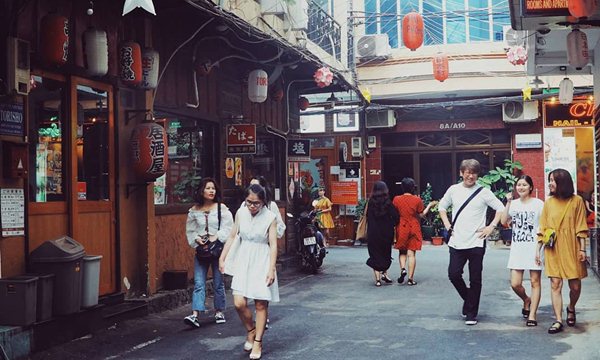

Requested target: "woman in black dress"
[{"left": 366, "top": 181, "right": 400, "bottom": 286}]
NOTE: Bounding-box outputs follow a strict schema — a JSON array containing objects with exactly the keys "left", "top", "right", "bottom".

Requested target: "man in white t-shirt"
[{"left": 438, "top": 159, "right": 504, "bottom": 326}]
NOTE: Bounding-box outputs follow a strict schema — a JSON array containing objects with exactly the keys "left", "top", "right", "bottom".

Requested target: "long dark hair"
[
  {"left": 369, "top": 181, "right": 392, "bottom": 217},
  {"left": 548, "top": 169, "right": 574, "bottom": 199},
  {"left": 194, "top": 177, "right": 222, "bottom": 223},
  {"left": 250, "top": 175, "right": 273, "bottom": 205}
]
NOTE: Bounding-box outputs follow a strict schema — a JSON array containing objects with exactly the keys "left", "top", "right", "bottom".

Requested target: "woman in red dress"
[{"left": 392, "top": 178, "right": 437, "bottom": 285}]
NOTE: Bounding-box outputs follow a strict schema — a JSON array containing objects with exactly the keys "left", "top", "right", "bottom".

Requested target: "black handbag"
[
  {"left": 444, "top": 187, "right": 484, "bottom": 243},
  {"left": 195, "top": 209, "right": 223, "bottom": 260}
]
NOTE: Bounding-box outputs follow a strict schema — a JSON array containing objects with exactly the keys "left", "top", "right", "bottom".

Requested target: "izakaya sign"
[
  {"left": 226, "top": 124, "right": 256, "bottom": 155},
  {"left": 288, "top": 139, "right": 311, "bottom": 162}
]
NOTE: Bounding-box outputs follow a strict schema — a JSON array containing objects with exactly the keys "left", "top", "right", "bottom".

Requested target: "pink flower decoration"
[
  {"left": 506, "top": 46, "right": 527, "bottom": 66},
  {"left": 313, "top": 66, "right": 333, "bottom": 88}
]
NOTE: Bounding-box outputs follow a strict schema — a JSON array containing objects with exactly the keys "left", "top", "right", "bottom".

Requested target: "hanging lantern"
[
  {"left": 567, "top": 29, "right": 589, "bottom": 70},
  {"left": 130, "top": 121, "right": 168, "bottom": 182},
  {"left": 83, "top": 27, "right": 108, "bottom": 76},
  {"left": 559, "top": 77, "right": 574, "bottom": 104},
  {"left": 432, "top": 54, "right": 449, "bottom": 82},
  {"left": 298, "top": 96, "right": 310, "bottom": 111},
  {"left": 119, "top": 41, "right": 143, "bottom": 86},
  {"left": 40, "top": 14, "right": 69, "bottom": 67},
  {"left": 569, "top": 0, "right": 598, "bottom": 18},
  {"left": 270, "top": 87, "right": 284, "bottom": 102},
  {"left": 506, "top": 46, "right": 528, "bottom": 66},
  {"left": 313, "top": 66, "right": 333, "bottom": 88},
  {"left": 140, "top": 48, "right": 159, "bottom": 89},
  {"left": 402, "top": 12, "right": 424, "bottom": 51},
  {"left": 248, "top": 69, "right": 268, "bottom": 103},
  {"left": 194, "top": 58, "right": 212, "bottom": 76}
]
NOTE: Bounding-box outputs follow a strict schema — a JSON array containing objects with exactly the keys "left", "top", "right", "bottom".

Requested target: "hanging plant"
[
  {"left": 506, "top": 46, "right": 527, "bottom": 66},
  {"left": 313, "top": 66, "right": 333, "bottom": 88}
]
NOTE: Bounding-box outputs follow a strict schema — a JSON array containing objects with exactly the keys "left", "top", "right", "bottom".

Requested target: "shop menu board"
[{"left": 1, "top": 188, "right": 25, "bottom": 236}]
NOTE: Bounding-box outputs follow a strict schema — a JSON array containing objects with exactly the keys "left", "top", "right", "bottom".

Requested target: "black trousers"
[{"left": 448, "top": 246, "right": 485, "bottom": 318}]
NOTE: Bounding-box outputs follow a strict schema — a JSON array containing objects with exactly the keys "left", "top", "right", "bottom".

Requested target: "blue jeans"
[{"left": 193, "top": 256, "right": 225, "bottom": 312}]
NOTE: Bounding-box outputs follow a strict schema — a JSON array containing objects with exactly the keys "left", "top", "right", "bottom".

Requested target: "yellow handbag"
[{"left": 542, "top": 199, "right": 571, "bottom": 249}]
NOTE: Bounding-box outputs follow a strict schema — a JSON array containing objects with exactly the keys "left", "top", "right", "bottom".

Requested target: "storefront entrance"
[
  {"left": 382, "top": 130, "right": 511, "bottom": 198},
  {"left": 28, "top": 74, "right": 116, "bottom": 295}
]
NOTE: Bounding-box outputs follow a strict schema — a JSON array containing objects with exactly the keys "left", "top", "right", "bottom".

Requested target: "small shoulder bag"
[
  {"left": 444, "top": 187, "right": 484, "bottom": 243},
  {"left": 195, "top": 207, "right": 224, "bottom": 260},
  {"left": 542, "top": 199, "right": 571, "bottom": 249}
]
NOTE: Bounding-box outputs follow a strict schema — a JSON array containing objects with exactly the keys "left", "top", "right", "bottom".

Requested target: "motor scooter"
[{"left": 290, "top": 210, "right": 326, "bottom": 273}]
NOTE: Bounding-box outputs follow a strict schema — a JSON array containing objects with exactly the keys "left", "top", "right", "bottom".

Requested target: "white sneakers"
[
  {"left": 184, "top": 314, "right": 200, "bottom": 328},
  {"left": 215, "top": 311, "right": 226, "bottom": 324}
]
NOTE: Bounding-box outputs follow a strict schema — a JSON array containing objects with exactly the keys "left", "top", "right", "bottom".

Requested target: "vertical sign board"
[
  {"left": 226, "top": 124, "right": 256, "bottom": 155},
  {"left": 1, "top": 188, "right": 25, "bottom": 236},
  {"left": 0, "top": 102, "right": 24, "bottom": 137},
  {"left": 288, "top": 139, "right": 311, "bottom": 162}
]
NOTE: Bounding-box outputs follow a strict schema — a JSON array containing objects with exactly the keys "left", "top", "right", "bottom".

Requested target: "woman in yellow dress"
[
  {"left": 312, "top": 187, "right": 334, "bottom": 247},
  {"left": 536, "top": 169, "right": 588, "bottom": 334}
]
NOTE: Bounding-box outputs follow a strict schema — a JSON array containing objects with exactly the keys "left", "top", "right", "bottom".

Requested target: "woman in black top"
[{"left": 366, "top": 181, "right": 400, "bottom": 286}]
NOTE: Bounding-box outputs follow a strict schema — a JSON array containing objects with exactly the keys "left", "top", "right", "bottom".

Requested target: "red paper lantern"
[
  {"left": 432, "top": 54, "right": 449, "bottom": 82},
  {"left": 402, "top": 12, "right": 424, "bottom": 51},
  {"left": 40, "top": 14, "right": 69, "bottom": 67},
  {"left": 119, "top": 41, "right": 142, "bottom": 86},
  {"left": 567, "top": 29, "right": 589, "bottom": 70},
  {"left": 569, "top": 0, "right": 598, "bottom": 18},
  {"left": 130, "top": 122, "right": 168, "bottom": 182},
  {"left": 298, "top": 96, "right": 310, "bottom": 111}
]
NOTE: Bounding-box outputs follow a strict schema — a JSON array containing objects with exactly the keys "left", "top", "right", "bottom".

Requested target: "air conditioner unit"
[
  {"left": 351, "top": 137, "right": 362, "bottom": 157},
  {"left": 6, "top": 37, "right": 30, "bottom": 95},
  {"left": 356, "top": 34, "right": 391, "bottom": 59},
  {"left": 366, "top": 109, "right": 396, "bottom": 128},
  {"left": 503, "top": 25, "right": 526, "bottom": 49},
  {"left": 261, "top": 0, "right": 286, "bottom": 16},
  {"left": 502, "top": 100, "right": 539, "bottom": 123}
]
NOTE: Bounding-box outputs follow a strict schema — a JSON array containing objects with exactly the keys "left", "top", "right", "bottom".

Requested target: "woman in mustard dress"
[
  {"left": 312, "top": 187, "right": 334, "bottom": 246},
  {"left": 536, "top": 169, "right": 588, "bottom": 335}
]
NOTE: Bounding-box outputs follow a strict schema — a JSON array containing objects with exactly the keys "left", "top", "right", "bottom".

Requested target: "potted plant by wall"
[
  {"left": 477, "top": 159, "right": 523, "bottom": 243},
  {"left": 420, "top": 183, "right": 436, "bottom": 241}
]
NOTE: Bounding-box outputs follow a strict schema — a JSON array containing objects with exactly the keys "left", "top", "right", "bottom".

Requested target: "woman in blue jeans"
[{"left": 184, "top": 178, "right": 233, "bottom": 328}]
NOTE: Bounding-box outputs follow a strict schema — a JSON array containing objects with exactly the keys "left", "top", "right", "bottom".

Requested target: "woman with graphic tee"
[{"left": 501, "top": 175, "right": 544, "bottom": 327}]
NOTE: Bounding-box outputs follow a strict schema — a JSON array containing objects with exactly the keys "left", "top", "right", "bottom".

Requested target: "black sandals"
[
  {"left": 397, "top": 268, "right": 407, "bottom": 284},
  {"left": 566, "top": 306, "right": 576, "bottom": 327},
  {"left": 521, "top": 308, "right": 530, "bottom": 319},
  {"left": 526, "top": 319, "right": 537, "bottom": 327},
  {"left": 548, "top": 321, "right": 564, "bottom": 334}
]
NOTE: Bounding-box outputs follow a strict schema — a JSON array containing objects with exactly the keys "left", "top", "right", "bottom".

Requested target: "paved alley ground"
[{"left": 32, "top": 244, "right": 600, "bottom": 360}]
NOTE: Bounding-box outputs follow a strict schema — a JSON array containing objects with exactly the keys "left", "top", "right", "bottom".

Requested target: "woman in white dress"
[
  {"left": 220, "top": 184, "right": 278, "bottom": 360},
  {"left": 500, "top": 175, "right": 544, "bottom": 326}
]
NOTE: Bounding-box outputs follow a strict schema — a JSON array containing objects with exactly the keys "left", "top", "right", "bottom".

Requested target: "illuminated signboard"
[
  {"left": 544, "top": 101, "right": 595, "bottom": 127},
  {"left": 522, "top": 0, "right": 569, "bottom": 16}
]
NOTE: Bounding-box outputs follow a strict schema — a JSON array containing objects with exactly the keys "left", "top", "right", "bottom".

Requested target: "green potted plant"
[
  {"left": 354, "top": 198, "right": 368, "bottom": 243},
  {"left": 420, "top": 183, "right": 436, "bottom": 241},
  {"left": 477, "top": 159, "right": 523, "bottom": 243}
]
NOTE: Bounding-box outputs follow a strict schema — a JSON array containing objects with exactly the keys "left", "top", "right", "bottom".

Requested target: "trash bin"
[
  {"left": 0, "top": 275, "right": 38, "bottom": 326},
  {"left": 24, "top": 273, "right": 55, "bottom": 322},
  {"left": 81, "top": 255, "right": 102, "bottom": 308},
  {"left": 30, "top": 236, "right": 85, "bottom": 315}
]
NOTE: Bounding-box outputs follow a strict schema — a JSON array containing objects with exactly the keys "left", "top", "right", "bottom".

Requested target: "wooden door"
[
  {"left": 70, "top": 77, "right": 116, "bottom": 295},
  {"left": 27, "top": 74, "right": 116, "bottom": 295}
]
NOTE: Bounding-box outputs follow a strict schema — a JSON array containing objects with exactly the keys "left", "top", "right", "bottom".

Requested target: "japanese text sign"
[
  {"left": 226, "top": 124, "right": 256, "bottom": 155},
  {"left": 287, "top": 139, "right": 311, "bottom": 162}
]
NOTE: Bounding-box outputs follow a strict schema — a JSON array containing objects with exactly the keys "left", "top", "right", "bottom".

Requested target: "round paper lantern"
[
  {"left": 313, "top": 67, "right": 333, "bottom": 88},
  {"left": 402, "top": 12, "right": 424, "bottom": 51},
  {"left": 569, "top": 0, "right": 598, "bottom": 18},
  {"left": 83, "top": 27, "right": 108, "bottom": 76},
  {"left": 119, "top": 41, "right": 142, "bottom": 86},
  {"left": 270, "top": 87, "right": 284, "bottom": 102},
  {"left": 130, "top": 121, "right": 168, "bottom": 182},
  {"left": 298, "top": 96, "right": 310, "bottom": 111},
  {"left": 432, "top": 54, "right": 449, "bottom": 82},
  {"left": 40, "top": 14, "right": 69, "bottom": 67},
  {"left": 559, "top": 77, "right": 574, "bottom": 104},
  {"left": 248, "top": 69, "right": 268, "bottom": 103},
  {"left": 140, "top": 48, "right": 159, "bottom": 89},
  {"left": 567, "top": 29, "right": 589, "bottom": 70},
  {"left": 506, "top": 46, "right": 528, "bottom": 66}
]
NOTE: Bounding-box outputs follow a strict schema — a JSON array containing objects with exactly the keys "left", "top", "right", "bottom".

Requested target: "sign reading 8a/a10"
[{"left": 226, "top": 124, "right": 256, "bottom": 155}]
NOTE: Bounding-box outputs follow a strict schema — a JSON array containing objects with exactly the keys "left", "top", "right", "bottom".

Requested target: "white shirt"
[
  {"left": 506, "top": 197, "right": 544, "bottom": 270},
  {"left": 186, "top": 204, "right": 234, "bottom": 248},
  {"left": 438, "top": 183, "right": 504, "bottom": 249}
]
